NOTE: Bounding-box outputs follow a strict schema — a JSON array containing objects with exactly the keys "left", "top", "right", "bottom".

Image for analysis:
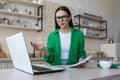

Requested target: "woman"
[{"left": 32, "top": 6, "right": 86, "bottom": 67}]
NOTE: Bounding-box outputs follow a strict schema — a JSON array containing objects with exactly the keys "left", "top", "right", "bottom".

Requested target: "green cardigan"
[{"left": 44, "top": 27, "right": 86, "bottom": 65}]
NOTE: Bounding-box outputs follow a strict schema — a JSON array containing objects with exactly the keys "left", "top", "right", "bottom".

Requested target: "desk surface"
[{"left": 0, "top": 64, "right": 120, "bottom": 80}]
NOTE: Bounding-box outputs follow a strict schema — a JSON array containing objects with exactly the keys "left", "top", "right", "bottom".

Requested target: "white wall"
[
  {"left": 50, "top": 0, "right": 116, "bottom": 51},
  {"left": 0, "top": 0, "right": 119, "bottom": 56},
  {"left": 110, "top": 0, "right": 120, "bottom": 43}
]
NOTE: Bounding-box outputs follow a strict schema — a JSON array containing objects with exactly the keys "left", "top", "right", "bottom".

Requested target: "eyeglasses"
[{"left": 55, "top": 15, "right": 70, "bottom": 22}]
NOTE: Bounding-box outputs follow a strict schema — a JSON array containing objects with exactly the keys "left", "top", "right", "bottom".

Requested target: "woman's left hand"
[{"left": 78, "top": 58, "right": 87, "bottom": 68}]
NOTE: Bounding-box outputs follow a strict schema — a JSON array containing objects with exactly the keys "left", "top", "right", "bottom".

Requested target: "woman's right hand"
[
  {"left": 30, "top": 42, "right": 45, "bottom": 50},
  {"left": 37, "top": 44, "right": 46, "bottom": 51},
  {"left": 30, "top": 42, "right": 48, "bottom": 56},
  {"left": 31, "top": 42, "right": 38, "bottom": 50}
]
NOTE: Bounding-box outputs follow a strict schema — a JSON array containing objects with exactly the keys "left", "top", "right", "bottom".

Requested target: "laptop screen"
[{"left": 6, "top": 32, "right": 34, "bottom": 74}]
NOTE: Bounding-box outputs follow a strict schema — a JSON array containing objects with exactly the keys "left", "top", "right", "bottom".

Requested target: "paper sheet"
[{"left": 67, "top": 55, "right": 92, "bottom": 68}]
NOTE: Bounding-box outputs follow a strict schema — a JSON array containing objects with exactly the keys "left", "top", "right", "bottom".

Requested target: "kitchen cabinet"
[
  {"left": 100, "top": 43, "right": 120, "bottom": 61},
  {"left": 0, "top": 58, "right": 44, "bottom": 69},
  {"left": 0, "top": 0, "right": 43, "bottom": 32}
]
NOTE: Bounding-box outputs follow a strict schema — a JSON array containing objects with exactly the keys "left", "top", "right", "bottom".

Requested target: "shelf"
[
  {"left": 84, "top": 35, "right": 106, "bottom": 39},
  {"left": 0, "top": 10, "right": 41, "bottom": 19},
  {"left": 0, "top": 24, "right": 40, "bottom": 31},
  {"left": 91, "top": 57, "right": 114, "bottom": 60},
  {"left": 5, "top": 0, "right": 42, "bottom": 7},
  {"left": 0, "top": 0, "right": 43, "bottom": 32},
  {"left": 74, "top": 24, "right": 107, "bottom": 30},
  {"left": 74, "top": 14, "right": 106, "bottom": 22},
  {"left": 74, "top": 14, "right": 107, "bottom": 39}
]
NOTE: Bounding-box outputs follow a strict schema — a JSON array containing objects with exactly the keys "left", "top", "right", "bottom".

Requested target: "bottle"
[
  {"left": 30, "top": 42, "right": 35, "bottom": 58},
  {"left": 33, "top": 49, "right": 35, "bottom": 58}
]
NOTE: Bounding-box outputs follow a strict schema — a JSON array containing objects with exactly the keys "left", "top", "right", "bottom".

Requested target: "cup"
[{"left": 99, "top": 60, "right": 112, "bottom": 69}]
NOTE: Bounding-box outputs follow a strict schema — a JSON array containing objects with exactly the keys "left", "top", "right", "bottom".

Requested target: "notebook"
[{"left": 6, "top": 32, "right": 66, "bottom": 75}]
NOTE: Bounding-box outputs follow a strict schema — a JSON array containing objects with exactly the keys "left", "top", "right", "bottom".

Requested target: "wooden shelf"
[
  {"left": 6, "top": 0, "right": 42, "bottom": 7},
  {"left": 91, "top": 57, "right": 114, "bottom": 60},
  {"left": 0, "top": 0, "right": 43, "bottom": 32},
  {"left": 0, "top": 24, "right": 40, "bottom": 31},
  {"left": 0, "top": 10, "right": 41, "bottom": 19},
  {"left": 74, "top": 24, "right": 107, "bottom": 30},
  {"left": 74, "top": 14, "right": 106, "bottom": 22},
  {"left": 84, "top": 35, "right": 106, "bottom": 39},
  {"left": 74, "top": 14, "right": 107, "bottom": 39}
]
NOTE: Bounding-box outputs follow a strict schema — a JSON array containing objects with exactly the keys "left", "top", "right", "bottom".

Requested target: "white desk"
[{"left": 0, "top": 64, "right": 120, "bottom": 80}]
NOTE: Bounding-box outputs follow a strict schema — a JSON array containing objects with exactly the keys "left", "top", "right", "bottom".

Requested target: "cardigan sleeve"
[
  {"left": 44, "top": 33, "right": 55, "bottom": 63},
  {"left": 77, "top": 32, "right": 86, "bottom": 60}
]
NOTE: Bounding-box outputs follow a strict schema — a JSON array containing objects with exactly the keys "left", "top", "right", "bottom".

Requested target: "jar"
[
  {"left": 37, "top": 0, "right": 43, "bottom": 4},
  {"left": 2, "top": 17, "right": 9, "bottom": 25},
  {"left": 35, "top": 50, "right": 42, "bottom": 58},
  {"left": 32, "top": 0, "right": 37, "bottom": 3},
  {"left": 108, "top": 36, "right": 114, "bottom": 43}
]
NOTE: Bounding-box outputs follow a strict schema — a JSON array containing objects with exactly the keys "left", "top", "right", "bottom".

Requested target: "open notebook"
[{"left": 6, "top": 32, "right": 66, "bottom": 75}]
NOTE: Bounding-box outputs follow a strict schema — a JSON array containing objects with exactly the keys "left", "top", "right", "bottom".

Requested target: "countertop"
[
  {"left": 0, "top": 63, "right": 120, "bottom": 80},
  {"left": 0, "top": 57, "right": 114, "bottom": 62},
  {"left": 0, "top": 58, "right": 44, "bottom": 62}
]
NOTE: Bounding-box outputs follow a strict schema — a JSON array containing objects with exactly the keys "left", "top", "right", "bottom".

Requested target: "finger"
[
  {"left": 79, "top": 58, "right": 83, "bottom": 62},
  {"left": 33, "top": 43, "right": 38, "bottom": 49}
]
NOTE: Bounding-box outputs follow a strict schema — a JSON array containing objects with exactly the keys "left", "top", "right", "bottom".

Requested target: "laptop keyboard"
[{"left": 32, "top": 65, "right": 51, "bottom": 71}]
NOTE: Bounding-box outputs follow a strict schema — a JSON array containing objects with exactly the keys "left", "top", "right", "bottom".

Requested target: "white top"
[{"left": 59, "top": 31, "right": 71, "bottom": 64}]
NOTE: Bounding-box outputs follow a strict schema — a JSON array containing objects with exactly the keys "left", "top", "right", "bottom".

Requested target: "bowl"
[{"left": 99, "top": 60, "right": 112, "bottom": 69}]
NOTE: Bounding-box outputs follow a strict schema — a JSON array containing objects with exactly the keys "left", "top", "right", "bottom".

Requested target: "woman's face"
[{"left": 55, "top": 10, "right": 71, "bottom": 28}]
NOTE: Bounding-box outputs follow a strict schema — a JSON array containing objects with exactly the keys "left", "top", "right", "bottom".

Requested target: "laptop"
[{"left": 6, "top": 32, "right": 66, "bottom": 75}]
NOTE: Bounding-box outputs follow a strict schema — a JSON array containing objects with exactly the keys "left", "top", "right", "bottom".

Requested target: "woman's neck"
[{"left": 60, "top": 26, "right": 71, "bottom": 34}]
